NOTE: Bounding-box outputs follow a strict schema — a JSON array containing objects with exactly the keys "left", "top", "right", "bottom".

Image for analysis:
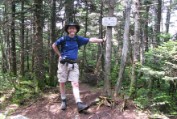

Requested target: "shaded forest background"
[{"left": 0, "top": 0, "right": 177, "bottom": 117}]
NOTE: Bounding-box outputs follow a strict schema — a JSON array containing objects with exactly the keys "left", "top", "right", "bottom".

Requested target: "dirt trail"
[{"left": 3, "top": 83, "right": 151, "bottom": 119}]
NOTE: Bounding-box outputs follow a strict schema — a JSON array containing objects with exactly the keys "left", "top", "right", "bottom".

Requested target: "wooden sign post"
[{"left": 102, "top": 17, "right": 117, "bottom": 96}]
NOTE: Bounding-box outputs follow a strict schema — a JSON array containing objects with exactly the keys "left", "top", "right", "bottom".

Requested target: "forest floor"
[{"left": 0, "top": 83, "right": 175, "bottom": 119}]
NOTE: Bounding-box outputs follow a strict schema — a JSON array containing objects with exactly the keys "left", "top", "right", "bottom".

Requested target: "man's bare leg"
[
  {"left": 59, "top": 82, "right": 67, "bottom": 110},
  {"left": 71, "top": 82, "right": 88, "bottom": 112}
]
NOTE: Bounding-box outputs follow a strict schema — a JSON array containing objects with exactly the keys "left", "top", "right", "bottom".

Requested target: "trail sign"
[{"left": 102, "top": 17, "right": 117, "bottom": 26}]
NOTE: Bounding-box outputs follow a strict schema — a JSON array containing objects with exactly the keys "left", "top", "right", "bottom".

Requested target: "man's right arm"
[{"left": 52, "top": 43, "right": 60, "bottom": 57}]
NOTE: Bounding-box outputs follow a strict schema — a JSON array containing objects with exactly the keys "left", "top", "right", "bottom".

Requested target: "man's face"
[{"left": 67, "top": 26, "right": 77, "bottom": 35}]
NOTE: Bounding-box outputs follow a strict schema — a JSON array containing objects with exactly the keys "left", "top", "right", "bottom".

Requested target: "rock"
[
  {"left": 0, "top": 113, "right": 6, "bottom": 119},
  {"left": 8, "top": 115, "right": 29, "bottom": 119},
  {"left": 149, "top": 114, "right": 169, "bottom": 119}
]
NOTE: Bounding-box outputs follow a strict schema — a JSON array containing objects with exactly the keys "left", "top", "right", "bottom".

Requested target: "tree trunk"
[
  {"left": 140, "top": 24, "right": 144, "bottom": 64},
  {"left": 49, "top": 0, "right": 57, "bottom": 86},
  {"left": 95, "top": 0, "right": 103, "bottom": 75},
  {"left": 84, "top": 1, "right": 88, "bottom": 37},
  {"left": 80, "top": 1, "right": 88, "bottom": 81},
  {"left": 11, "top": 0, "right": 16, "bottom": 76},
  {"left": 3, "top": 2, "right": 11, "bottom": 72},
  {"left": 31, "top": 12, "right": 35, "bottom": 72},
  {"left": 114, "top": 0, "right": 132, "bottom": 96},
  {"left": 152, "top": 2, "right": 157, "bottom": 47},
  {"left": 0, "top": 18, "right": 4, "bottom": 73},
  {"left": 165, "top": 0, "right": 172, "bottom": 34},
  {"left": 117, "top": 20, "right": 123, "bottom": 64},
  {"left": 144, "top": 2, "right": 150, "bottom": 52},
  {"left": 133, "top": 0, "right": 140, "bottom": 62},
  {"left": 104, "top": 0, "right": 116, "bottom": 97},
  {"left": 65, "top": 0, "right": 74, "bottom": 23},
  {"left": 165, "top": 0, "right": 172, "bottom": 41},
  {"left": 157, "top": 0, "right": 162, "bottom": 45},
  {"left": 1, "top": 5, "right": 8, "bottom": 73},
  {"left": 129, "top": 0, "right": 140, "bottom": 98},
  {"left": 7, "top": 31, "right": 10, "bottom": 72},
  {"left": 26, "top": 29, "right": 30, "bottom": 71},
  {"left": 152, "top": 0, "right": 162, "bottom": 47},
  {"left": 20, "top": 0, "right": 25, "bottom": 76},
  {"left": 33, "top": 0, "right": 45, "bottom": 89}
]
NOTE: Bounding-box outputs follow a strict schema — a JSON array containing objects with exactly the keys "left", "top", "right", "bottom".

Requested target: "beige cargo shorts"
[{"left": 57, "top": 62, "right": 79, "bottom": 83}]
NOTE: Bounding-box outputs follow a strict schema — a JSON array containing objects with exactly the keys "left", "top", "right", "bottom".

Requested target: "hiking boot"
[
  {"left": 77, "top": 102, "right": 89, "bottom": 112},
  {"left": 60, "top": 99, "right": 67, "bottom": 110}
]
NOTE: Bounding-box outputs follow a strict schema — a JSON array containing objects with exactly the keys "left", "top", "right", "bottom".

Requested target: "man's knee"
[
  {"left": 60, "top": 82, "right": 65, "bottom": 87},
  {"left": 72, "top": 82, "right": 79, "bottom": 87}
]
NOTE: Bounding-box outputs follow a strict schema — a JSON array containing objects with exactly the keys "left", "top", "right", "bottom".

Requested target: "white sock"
[
  {"left": 61, "top": 94, "right": 66, "bottom": 100},
  {"left": 60, "top": 83, "right": 66, "bottom": 100},
  {"left": 72, "top": 86, "right": 82, "bottom": 103}
]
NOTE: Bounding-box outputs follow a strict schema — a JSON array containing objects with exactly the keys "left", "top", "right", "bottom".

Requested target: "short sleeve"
[{"left": 77, "top": 36, "right": 89, "bottom": 47}]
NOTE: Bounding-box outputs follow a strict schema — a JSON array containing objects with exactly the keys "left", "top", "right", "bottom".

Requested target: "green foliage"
[
  {"left": 158, "top": 33, "right": 171, "bottom": 41},
  {"left": 97, "top": 79, "right": 104, "bottom": 87},
  {"left": 140, "top": 67, "right": 165, "bottom": 78},
  {"left": 0, "top": 74, "right": 38, "bottom": 111},
  {"left": 0, "top": 73, "right": 12, "bottom": 91},
  {"left": 135, "top": 41, "right": 177, "bottom": 115},
  {"left": 115, "top": 2, "right": 124, "bottom": 12},
  {"left": 11, "top": 79, "right": 38, "bottom": 105},
  {"left": 111, "top": 64, "right": 119, "bottom": 85},
  {"left": 145, "top": 41, "right": 177, "bottom": 71},
  {"left": 134, "top": 88, "right": 149, "bottom": 109},
  {"left": 153, "top": 91, "right": 177, "bottom": 114}
]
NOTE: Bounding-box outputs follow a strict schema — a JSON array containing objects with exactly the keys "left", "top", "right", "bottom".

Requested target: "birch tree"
[
  {"left": 114, "top": 0, "right": 132, "bottom": 96},
  {"left": 130, "top": 0, "right": 140, "bottom": 98}
]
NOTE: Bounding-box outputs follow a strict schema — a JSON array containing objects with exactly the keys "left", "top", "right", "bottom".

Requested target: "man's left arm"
[{"left": 89, "top": 38, "right": 106, "bottom": 43}]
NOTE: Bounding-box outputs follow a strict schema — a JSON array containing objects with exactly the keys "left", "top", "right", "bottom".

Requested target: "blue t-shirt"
[{"left": 54, "top": 35, "right": 89, "bottom": 60}]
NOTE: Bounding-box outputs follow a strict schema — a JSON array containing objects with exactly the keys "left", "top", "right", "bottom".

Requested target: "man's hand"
[
  {"left": 59, "top": 56, "right": 62, "bottom": 61},
  {"left": 102, "top": 38, "right": 106, "bottom": 42}
]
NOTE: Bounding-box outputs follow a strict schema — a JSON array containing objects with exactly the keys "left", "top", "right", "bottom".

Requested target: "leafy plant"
[{"left": 134, "top": 41, "right": 177, "bottom": 115}]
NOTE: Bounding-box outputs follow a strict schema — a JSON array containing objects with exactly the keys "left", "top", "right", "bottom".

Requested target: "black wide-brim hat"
[{"left": 64, "top": 22, "right": 80, "bottom": 34}]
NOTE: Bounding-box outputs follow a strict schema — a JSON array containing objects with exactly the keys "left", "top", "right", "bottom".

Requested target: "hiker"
[{"left": 52, "top": 22, "right": 105, "bottom": 112}]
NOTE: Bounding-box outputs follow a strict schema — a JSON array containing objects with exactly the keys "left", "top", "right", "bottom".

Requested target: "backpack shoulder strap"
[
  {"left": 75, "top": 35, "right": 81, "bottom": 49},
  {"left": 62, "top": 36, "right": 66, "bottom": 50},
  {"left": 59, "top": 36, "right": 80, "bottom": 51},
  {"left": 58, "top": 36, "right": 66, "bottom": 52}
]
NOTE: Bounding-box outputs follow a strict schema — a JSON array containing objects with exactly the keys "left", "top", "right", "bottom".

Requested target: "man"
[{"left": 52, "top": 22, "right": 105, "bottom": 112}]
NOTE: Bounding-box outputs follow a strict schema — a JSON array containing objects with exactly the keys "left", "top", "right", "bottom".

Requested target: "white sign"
[{"left": 102, "top": 17, "right": 117, "bottom": 26}]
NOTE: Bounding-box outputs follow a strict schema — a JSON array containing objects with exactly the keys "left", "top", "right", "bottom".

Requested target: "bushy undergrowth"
[
  {"left": 0, "top": 73, "right": 12, "bottom": 92},
  {"left": 11, "top": 79, "right": 39, "bottom": 105},
  {"left": 134, "top": 41, "right": 177, "bottom": 115},
  {"left": 0, "top": 73, "right": 39, "bottom": 106}
]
